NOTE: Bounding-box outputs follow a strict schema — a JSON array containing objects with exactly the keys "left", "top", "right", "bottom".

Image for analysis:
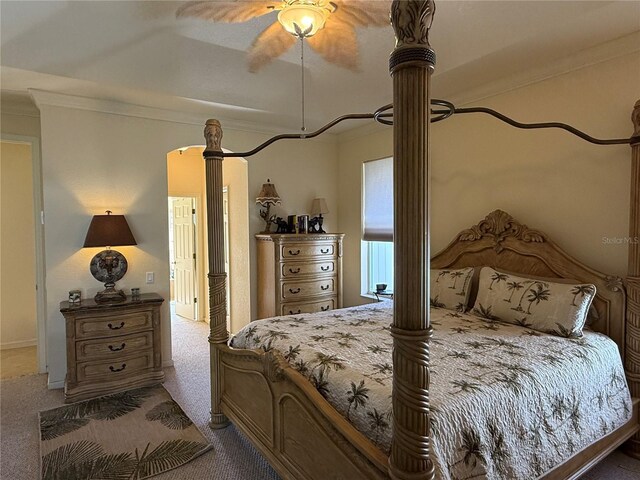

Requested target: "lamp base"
[{"left": 95, "top": 283, "right": 126, "bottom": 303}]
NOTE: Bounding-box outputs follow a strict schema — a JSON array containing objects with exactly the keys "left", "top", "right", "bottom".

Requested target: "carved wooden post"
[
  {"left": 389, "top": 1, "right": 436, "bottom": 479},
  {"left": 625, "top": 100, "right": 640, "bottom": 455},
  {"left": 203, "top": 119, "right": 230, "bottom": 429}
]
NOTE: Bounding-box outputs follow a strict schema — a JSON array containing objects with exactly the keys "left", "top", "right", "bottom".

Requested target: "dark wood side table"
[{"left": 60, "top": 293, "right": 164, "bottom": 403}]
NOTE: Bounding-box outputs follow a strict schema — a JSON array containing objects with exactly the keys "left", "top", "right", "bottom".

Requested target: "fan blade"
[
  {"left": 331, "top": 0, "right": 390, "bottom": 27},
  {"left": 307, "top": 22, "right": 358, "bottom": 71},
  {"left": 177, "top": 1, "right": 278, "bottom": 23},
  {"left": 248, "top": 22, "right": 297, "bottom": 72}
]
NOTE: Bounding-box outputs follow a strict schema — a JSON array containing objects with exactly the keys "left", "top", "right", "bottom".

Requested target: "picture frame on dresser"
[
  {"left": 255, "top": 233, "right": 344, "bottom": 319},
  {"left": 60, "top": 293, "right": 164, "bottom": 403}
]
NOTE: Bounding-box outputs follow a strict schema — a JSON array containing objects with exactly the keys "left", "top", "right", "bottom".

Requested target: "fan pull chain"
[{"left": 300, "top": 36, "right": 306, "bottom": 132}]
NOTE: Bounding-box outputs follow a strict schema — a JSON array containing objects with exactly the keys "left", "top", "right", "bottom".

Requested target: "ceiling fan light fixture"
[{"left": 277, "top": 1, "right": 330, "bottom": 38}]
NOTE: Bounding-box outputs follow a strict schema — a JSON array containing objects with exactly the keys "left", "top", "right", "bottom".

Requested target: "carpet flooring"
[{"left": 2, "top": 311, "right": 640, "bottom": 479}]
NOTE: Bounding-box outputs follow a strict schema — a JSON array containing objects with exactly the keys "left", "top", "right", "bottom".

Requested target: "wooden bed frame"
[{"left": 199, "top": 2, "right": 640, "bottom": 479}]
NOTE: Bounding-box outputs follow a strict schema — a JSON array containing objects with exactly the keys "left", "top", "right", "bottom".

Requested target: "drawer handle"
[
  {"left": 289, "top": 288, "right": 301, "bottom": 294},
  {"left": 108, "top": 322, "right": 125, "bottom": 330},
  {"left": 321, "top": 285, "right": 330, "bottom": 291},
  {"left": 289, "top": 249, "right": 301, "bottom": 256},
  {"left": 321, "top": 305, "right": 330, "bottom": 311},
  {"left": 320, "top": 248, "right": 330, "bottom": 254},
  {"left": 289, "top": 309, "right": 302, "bottom": 315},
  {"left": 320, "top": 266, "right": 330, "bottom": 271},
  {"left": 109, "top": 364, "right": 127, "bottom": 372},
  {"left": 289, "top": 267, "right": 301, "bottom": 274},
  {"left": 108, "top": 343, "right": 126, "bottom": 352}
]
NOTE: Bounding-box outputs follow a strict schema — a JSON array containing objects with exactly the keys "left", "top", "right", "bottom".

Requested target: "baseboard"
[
  {"left": 1, "top": 339, "right": 37, "bottom": 350},
  {"left": 47, "top": 377, "right": 64, "bottom": 389},
  {"left": 163, "top": 359, "right": 174, "bottom": 368}
]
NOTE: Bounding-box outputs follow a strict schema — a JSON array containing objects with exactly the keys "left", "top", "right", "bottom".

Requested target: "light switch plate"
[{"left": 146, "top": 272, "right": 154, "bottom": 284}]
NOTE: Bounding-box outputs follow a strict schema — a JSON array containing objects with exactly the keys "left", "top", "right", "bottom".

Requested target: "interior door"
[{"left": 172, "top": 197, "right": 197, "bottom": 320}]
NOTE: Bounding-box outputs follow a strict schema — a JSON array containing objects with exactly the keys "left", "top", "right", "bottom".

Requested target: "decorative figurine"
[{"left": 275, "top": 217, "right": 289, "bottom": 233}]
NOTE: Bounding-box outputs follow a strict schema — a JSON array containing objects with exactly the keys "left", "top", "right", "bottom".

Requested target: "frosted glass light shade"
[{"left": 278, "top": 3, "right": 328, "bottom": 37}]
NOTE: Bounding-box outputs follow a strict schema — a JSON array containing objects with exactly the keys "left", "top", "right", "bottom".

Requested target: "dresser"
[
  {"left": 61, "top": 293, "right": 164, "bottom": 403},
  {"left": 256, "top": 234, "right": 344, "bottom": 319}
]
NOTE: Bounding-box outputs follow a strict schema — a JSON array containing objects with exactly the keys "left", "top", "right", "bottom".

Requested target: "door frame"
[{"left": 1, "top": 134, "right": 47, "bottom": 373}]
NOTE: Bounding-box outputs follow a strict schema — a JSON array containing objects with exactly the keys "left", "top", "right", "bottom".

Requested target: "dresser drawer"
[
  {"left": 76, "top": 351, "right": 154, "bottom": 382},
  {"left": 75, "top": 310, "right": 153, "bottom": 339},
  {"left": 281, "top": 278, "right": 335, "bottom": 300},
  {"left": 281, "top": 297, "right": 337, "bottom": 316},
  {"left": 281, "top": 260, "right": 335, "bottom": 277},
  {"left": 280, "top": 242, "right": 336, "bottom": 259},
  {"left": 76, "top": 331, "right": 153, "bottom": 362}
]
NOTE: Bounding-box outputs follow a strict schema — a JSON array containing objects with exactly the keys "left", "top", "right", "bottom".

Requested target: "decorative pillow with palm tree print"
[
  {"left": 430, "top": 267, "right": 474, "bottom": 312},
  {"left": 472, "top": 267, "right": 596, "bottom": 338}
]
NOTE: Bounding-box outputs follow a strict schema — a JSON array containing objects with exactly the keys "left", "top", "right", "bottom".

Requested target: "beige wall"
[
  {"left": 1, "top": 111, "right": 41, "bottom": 138},
  {"left": 338, "top": 52, "right": 639, "bottom": 307},
  {"left": 223, "top": 155, "right": 251, "bottom": 333},
  {"left": 33, "top": 96, "right": 338, "bottom": 387},
  {"left": 0, "top": 141, "right": 37, "bottom": 348}
]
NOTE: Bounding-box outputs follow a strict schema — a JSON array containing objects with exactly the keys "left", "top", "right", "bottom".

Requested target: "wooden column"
[
  {"left": 388, "top": 2, "right": 436, "bottom": 479},
  {"left": 625, "top": 100, "right": 640, "bottom": 455},
  {"left": 203, "top": 119, "right": 231, "bottom": 429}
]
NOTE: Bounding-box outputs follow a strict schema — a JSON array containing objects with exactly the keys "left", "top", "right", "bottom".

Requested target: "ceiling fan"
[{"left": 176, "top": 0, "right": 391, "bottom": 72}]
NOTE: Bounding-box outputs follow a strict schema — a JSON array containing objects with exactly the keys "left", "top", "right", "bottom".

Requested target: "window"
[{"left": 362, "top": 157, "right": 393, "bottom": 294}]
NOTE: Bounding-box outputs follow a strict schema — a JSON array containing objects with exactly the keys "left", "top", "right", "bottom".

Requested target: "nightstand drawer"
[
  {"left": 76, "top": 351, "right": 154, "bottom": 382},
  {"left": 281, "top": 278, "right": 335, "bottom": 300},
  {"left": 280, "top": 243, "right": 336, "bottom": 259},
  {"left": 281, "top": 297, "right": 337, "bottom": 316},
  {"left": 281, "top": 260, "right": 335, "bottom": 277},
  {"left": 75, "top": 311, "right": 152, "bottom": 339},
  {"left": 76, "top": 331, "right": 153, "bottom": 362}
]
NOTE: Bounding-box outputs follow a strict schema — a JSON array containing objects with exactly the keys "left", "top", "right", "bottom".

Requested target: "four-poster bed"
[{"left": 199, "top": 1, "right": 640, "bottom": 478}]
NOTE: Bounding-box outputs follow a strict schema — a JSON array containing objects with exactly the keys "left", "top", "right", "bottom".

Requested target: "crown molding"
[
  {"left": 28, "top": 89, "right": 337, "bottom": 143},
  {"left": 336, "top": 31, "right": 640, "bottom": 139},
  {"left": 0, "top": 94, "right": 40, "bottom": 117},
  {"left": 448, "top": 31, "right": 640, "bottom": 107}
]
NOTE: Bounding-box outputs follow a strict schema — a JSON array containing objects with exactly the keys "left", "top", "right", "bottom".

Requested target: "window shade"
[{"left": 363, "top": 157, "right": 393, "bottom": 242}]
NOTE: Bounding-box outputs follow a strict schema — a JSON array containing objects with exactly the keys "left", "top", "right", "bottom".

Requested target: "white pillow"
[
  {"left": 472, "top": 267, "right": 596, "bottom": 338},
  {"left": 430, "top": 267, "right": 474, "bottom": 312}
]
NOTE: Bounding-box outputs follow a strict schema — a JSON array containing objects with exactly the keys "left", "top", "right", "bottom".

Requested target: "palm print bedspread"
[{"left": 230, "top": 303, "right": 631, "bottom": 479}]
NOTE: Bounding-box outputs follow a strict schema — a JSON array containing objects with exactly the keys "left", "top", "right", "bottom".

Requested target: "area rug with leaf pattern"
[{"left": 38, "top": 385, "right": 212, "bottom": 480}]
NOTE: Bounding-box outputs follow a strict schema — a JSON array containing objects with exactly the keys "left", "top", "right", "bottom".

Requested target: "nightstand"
[{"left": 61, "top": 293, "right": 164, "bottom": 403}]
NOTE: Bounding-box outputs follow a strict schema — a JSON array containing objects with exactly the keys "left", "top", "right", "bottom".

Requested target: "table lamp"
[
  {"left": 311, "top": 198, "right": 329, "bottom": 233},
  {"left": 256, "top": 179, "right": 282, "bottom": 233},
  {"left": 83, "top": 210, "right": 137, "bottom": 303}
]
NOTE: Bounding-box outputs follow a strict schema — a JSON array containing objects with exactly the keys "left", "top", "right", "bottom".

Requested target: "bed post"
[
  {"left": 388, "top": 2, "right": 436, "bottom": 479},
  {"left": 625, "top": 100, "right": 640, "bottom": 456},
  {"left": 203, "top": 119, "right": 230, "bottom": 429}
]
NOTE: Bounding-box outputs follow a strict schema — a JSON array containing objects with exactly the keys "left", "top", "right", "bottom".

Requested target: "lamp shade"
[
  {"left": 83, "top": 212, "right": 137, "bottom": 248},
  {"left": 311, "top": 198, "right": 329, "bottom": 215},
  {"left": 256, "top": 179, "right": 282, "bottom": 206}
]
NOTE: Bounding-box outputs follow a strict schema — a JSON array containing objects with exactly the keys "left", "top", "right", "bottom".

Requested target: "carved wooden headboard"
[{"left": 431, "top": 209, "right": 627, "bottom": 357}]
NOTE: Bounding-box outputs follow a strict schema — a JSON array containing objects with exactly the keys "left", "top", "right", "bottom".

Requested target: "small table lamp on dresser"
[
  {"left": 61, "top": 293, "right": 165, "bottom": 403},
  {"left": 83, "top": 210, "right": 137, "bottom": 303}
]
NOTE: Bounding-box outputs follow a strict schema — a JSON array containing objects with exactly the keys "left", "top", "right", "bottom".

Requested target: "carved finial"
[
  {"left": 390, "top": 0, "right": 435, "bottom": 49},
  {"left": 632, "top": 100, "right": 640, "bottom": 139},
  {"left": 204, "top": 119, "right": 223, "bottom": 152},
  {"left": 459, "top": 209, "right": 546, "bottom": 253}
]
